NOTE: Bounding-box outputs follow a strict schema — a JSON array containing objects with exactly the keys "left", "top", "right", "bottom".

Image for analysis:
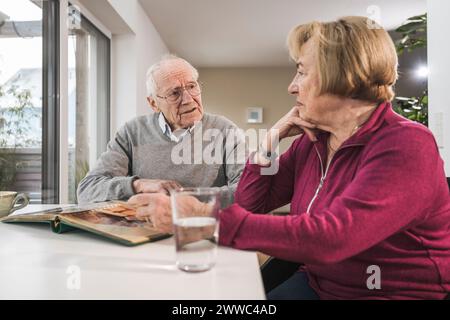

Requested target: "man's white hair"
[{"left": 145, "top": 54, "right": 199, "bottom": 98}]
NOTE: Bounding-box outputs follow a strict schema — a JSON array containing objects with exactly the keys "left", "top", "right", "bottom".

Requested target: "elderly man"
[{"left": 77, "top": 55, "right": 245, "bottom": 204}]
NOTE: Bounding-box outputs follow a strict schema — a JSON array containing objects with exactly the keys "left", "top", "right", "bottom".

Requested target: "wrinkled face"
[
  {"left": 288, "top": 38, "right": 339, "bottom": 125},
  {"left": 148, "top": 59, "right": 204, "bottom": 130}
]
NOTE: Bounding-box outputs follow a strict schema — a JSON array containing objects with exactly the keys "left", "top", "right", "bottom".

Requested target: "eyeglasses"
[{"left": 156, "top": 82, "right": 202, "bottom": 104}]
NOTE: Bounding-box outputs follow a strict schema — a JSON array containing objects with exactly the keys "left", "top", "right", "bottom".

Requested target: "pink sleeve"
[{"left": 234, "top": 136, "right": 304, "bottom": 213}]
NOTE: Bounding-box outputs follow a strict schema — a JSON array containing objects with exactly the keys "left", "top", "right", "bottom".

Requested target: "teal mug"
[{"left": 0, "top": 191, "right": 29, "bottom": 218}]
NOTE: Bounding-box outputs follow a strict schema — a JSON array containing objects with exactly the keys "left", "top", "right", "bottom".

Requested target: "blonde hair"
[{"left": 287, "top": 16, "right": 398, "bottom": 102}]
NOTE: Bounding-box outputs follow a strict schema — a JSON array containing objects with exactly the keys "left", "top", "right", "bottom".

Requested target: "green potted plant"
[
  {"left": 0, "top": 83, "right": 38, "bottom": 190},
  {"left": 393, "top": 13, "right": 428, "bottom": 126}
]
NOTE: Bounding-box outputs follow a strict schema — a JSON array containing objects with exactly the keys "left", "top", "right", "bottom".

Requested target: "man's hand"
[
  {"left": 127, "top": 193, "right": 213, "bottom": 234},
  {"left": 132, "top": 179, "right": 182, "bottom": 195},
  {"left": 128, "top": 193, "right": 173, "bottom": 233}
]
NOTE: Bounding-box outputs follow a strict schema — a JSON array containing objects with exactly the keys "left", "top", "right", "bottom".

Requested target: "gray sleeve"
[
  {"left": 76, "top": 126, "right": 138, "bottom": 204},
  {"left": 219, "top": 126, "right": 247, "bottom": 207}
]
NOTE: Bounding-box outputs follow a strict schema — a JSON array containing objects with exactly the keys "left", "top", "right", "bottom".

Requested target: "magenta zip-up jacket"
[{"left": 219, "top": 102, "right": 450, "bottom": 299}]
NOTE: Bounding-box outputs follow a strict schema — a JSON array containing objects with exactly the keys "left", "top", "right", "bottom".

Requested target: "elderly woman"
[{"left": 130, "top": 16, "right": 450, "bottom": 300}]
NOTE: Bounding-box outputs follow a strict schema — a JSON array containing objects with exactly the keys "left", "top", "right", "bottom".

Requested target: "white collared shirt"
[{"left": 158, "top": 112, "right": 194, "bottom": 142}]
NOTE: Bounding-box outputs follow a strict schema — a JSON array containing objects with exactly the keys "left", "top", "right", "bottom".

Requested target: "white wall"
[
  {"left": 111, "top": 34, "right": 137, "bottom": 133},
  {"left": 428, "top": 0, "right": 450, "bottom": 176},
  {"left": 108, "top": 0, "right": 168, "bottom": 134},
  {"left": 198, "top": 67, "right": 297, "bottom": 155}
]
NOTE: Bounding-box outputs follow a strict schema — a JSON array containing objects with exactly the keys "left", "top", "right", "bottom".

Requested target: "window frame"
[
  {"left": 42, "top": 0, "right": 60, "bottom": 203},
  {"left": 58, "top": 0, "right": 112, "bottom": 204}
]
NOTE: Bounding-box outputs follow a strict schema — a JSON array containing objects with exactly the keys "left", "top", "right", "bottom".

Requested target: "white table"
[{"left": 0, "top": 205, "right": 265, "bottom": 299}]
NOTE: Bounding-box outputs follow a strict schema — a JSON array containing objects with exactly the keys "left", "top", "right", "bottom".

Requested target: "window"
[
  {"left": 0, "top": 1, "right": 110, "bottom": 204},
  {"left": 67, "top": 6, "right": 110, "bottom": 203},
  {"left": 0, "top": 0, "right": 58, "bottom": 203}
]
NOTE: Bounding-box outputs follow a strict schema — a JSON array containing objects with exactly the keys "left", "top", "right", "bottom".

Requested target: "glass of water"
[{"left": 170, "top": 188, "right": 221, "bottom": 272}]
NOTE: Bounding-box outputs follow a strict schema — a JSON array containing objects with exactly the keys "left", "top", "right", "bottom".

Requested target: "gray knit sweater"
[{"left": 77, "top": 113, "right": 246, "bottom": 205}]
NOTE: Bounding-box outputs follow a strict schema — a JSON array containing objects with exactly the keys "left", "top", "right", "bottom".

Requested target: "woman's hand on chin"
[{"left": 266, "top": 106, "right": 318, "bottom": 147}]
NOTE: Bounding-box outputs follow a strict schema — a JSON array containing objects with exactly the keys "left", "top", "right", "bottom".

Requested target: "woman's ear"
[{"left": 147, "top": 96, "right": 160, "bottom": 112}]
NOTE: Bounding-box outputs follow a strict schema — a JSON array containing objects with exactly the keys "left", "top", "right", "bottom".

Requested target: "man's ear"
[{"left": 147, "top": 96, "right": 160, "bottom": 113}]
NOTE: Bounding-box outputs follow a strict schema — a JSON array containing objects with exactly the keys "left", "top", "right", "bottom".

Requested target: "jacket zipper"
[
  {"left": 306, "top": 145, "right": 329, "bottom": 214},
  {"left": 305, "top": 143, "right": 364, "bottom": 215}
]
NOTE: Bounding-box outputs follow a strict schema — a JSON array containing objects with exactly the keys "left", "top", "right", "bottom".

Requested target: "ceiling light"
[{"left": 416, "top": 66, "right": 428, "bottom": 78}]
